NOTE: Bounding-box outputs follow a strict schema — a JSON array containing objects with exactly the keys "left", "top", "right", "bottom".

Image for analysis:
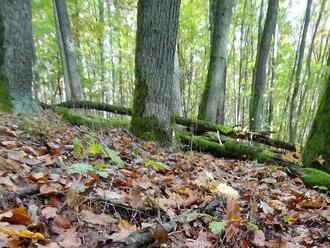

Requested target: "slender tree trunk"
[
  {"left": 294, "top": 0, "right": 326, "bottom": 134},
  {"left": 198, "top": 0, "right": 235, "bottom": 123},
  {"left": 131, "top": 0, "right": 181, "bottom": 145},
  {"left": 53, "top": 0, "right": 71, "bottom": 101},
  {"left": 249, "top": 0, "right": 278, "bottom": 131},
  {"left": 268, "top": 26, "right": 278, "bottom": 133},
  {"left": 98, "top": 0, "right": 109, "bottom": 104},
  {"left": 54, "top": 0, "right": 84, "bottom": 101},
  {"left": 236, "top": 0, "right": 248, "bottom": 126},
  {"left": 0, "top": 0, "right": 39, "bottom": 112},
  {"left": 288, "top": 0, "right": 312, "bottom": 143},
  {"left": 172, "top": 44, "right": 182, "bottom": 116}
]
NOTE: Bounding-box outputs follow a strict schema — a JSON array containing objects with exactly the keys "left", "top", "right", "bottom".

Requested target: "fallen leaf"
[
  {"left": 0, "top": 141, "right": 16, "bottom": 149},
  {"left": 0, "top": 207, "right": 31, "bottom": 226},
  {"left": 260, "top": 201, "right": 274, "bottom": 214},
  {"left": 58, "top": 227, "right": 81, "bottom": 248},
  {"left": 126, "top": 190, "right": 144, "bottom": 209},
  {"left": 54, "top": 215, "right": 71, "bottom": 229},
  {"left": 41, "top": 207, "right": 58, "bottom": 219},
  {"left": 251, "top": 230, "right": 265, "bottom": 247},
  {"left": 79, "top": 210, "right": 116, "bottom": 226},
  {"left": 39, "top": 183, "right": 62, "bottom": 195}
]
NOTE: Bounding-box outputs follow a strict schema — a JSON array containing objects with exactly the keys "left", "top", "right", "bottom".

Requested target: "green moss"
[
  {"left": 303, "top": 72, "right": 330, "bottom": 173},
  {"left": 55, "top": 107, "right": 130, "bottom": 129},
  {"left": 301, "top": 168, "right": 330, "bottom": 190},
  {"left": 0, "top": 82, "right": 12, "bottom": 112},
  {"left": 0, "top": 12, "right": 12, "bottom": 113},
  {"left": 131, "top": 116, "right": 172, "bottom": 146}
]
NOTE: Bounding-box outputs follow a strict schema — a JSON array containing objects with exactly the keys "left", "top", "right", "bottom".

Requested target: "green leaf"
[
  {"left": 103, "top": 147, "right": 125, "bottom": 168},
  {"left": 88, "top": 143, "right": 103, "bottom": 155},
  {"left": 94, "top": 163, "right": 108, "bottom": 170},
  {"left": 66, "top": 163, "right": 94, "bottom": 175},
  {"left": 96, "top": 170, "right": 109, "bottom": 178},
  {"left": 73, "top": 139, "right": 84, "bottom": 155},
  {"left": 209, "top": 221, "right": 226, "bottom": 235},
  {"left": 282, "top": 215, "right": 296, "bottom": 225},
  {"left": 144, "top": 159, "right": 169, "bottom": 172}
]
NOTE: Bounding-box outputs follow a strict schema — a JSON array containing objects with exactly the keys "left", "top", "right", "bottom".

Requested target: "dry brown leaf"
[
  {"left": 66, "top": 189, "right": 85, "bottom": 209},
  {"left": 0, "top": 207, "right": 31, "bottom": 226},
  {"left": 126, "top": 190, "right": 144, "bottom": 209},
  {"left": 22, "top": 146, "right": 38, "bottom": 157},
  {"left": 41, "top": 207, "right": 58, "bottom": 219},
  {"left": 0, "top": 141, "right": 16, "bottom": 149},
  {"left": 58, "top": 227, "right": 81, "bottom": 248},
  {"left": 79, "top": 210, "right": 116, "bottom": 226},
  {"left": 54, "top": 215, "right": 71, "bottom": 229},
  {"left": 39, "top": 183, "right": 62, "bottom": 195}
]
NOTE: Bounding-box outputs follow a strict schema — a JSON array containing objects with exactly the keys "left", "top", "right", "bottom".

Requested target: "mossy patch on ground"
[
  {"left": 301, "top": 167, "right": 330, "bottom": 190},
  {"left": 56, "top": 107, "right": 130, "bottom": 129}
]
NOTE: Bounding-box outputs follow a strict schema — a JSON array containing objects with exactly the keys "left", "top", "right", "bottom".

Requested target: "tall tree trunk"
[
  {"left": 0, "top": 0, "right": 39, "bottom": 112},
  {"left": 236, "top": 0, "right": 248, "bottom": 126},
  {"left": 53, "top": 0, "right": 71, "bottom": 101},
  {"left": 172, "top": 44, "right": 182, "bottom": 116},
  {"left": 302, "top": 63, "right": 330, "bottom": 172},
  {"left": 268, "top": 26, "right": 278, "bottom": 134},
  {"left": 98, "top": 0, "right": 109, "bottom": 104},
  {"left": 288, "top": 0, "right": 312, "bottom": 143},
  {"left": 249, "top": 0, "right": 278, "bottom": 131},
  {"left": 294, "top": 0, "right": 326, "bottom": 136},
  {"left": 54, "top": 0, "right": 84, "bottom": 101},
  {"left": 131, "top": 0, "right": 181, "bottom": 145},
  {"left": 198, "top": 0, "right": 235, "bottom": 123}
]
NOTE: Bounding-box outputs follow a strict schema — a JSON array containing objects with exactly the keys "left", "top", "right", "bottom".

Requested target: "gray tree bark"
[
  {"left": 198, "top": 0, "right": 235, "bottom": 123},
  {"left": 0, "top": 0, "right": 39, "bottom": 112},
  {"left": 54, "top": 0, "right": 84, "bottom": 101},
  {"left": 249, "top": 0, "right": 278, "bottom": 131},
  {"left": 288, "top": 0, "right": 312, "bottom": 143},
  {"left": 131, "top": 0, "right": 181, "bottom": 145}
]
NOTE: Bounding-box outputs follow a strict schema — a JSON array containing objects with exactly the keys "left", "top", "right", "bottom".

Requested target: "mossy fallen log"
[
  {"left": 179, "top": 133, "right": 330, "bottom": 190},
  {"left": 48, "top": 101, "right": 296, "bottom": 152},
  {"left": 55, "top": 107, "right": 130, "bottom": 129},
  {"left": 54, "top": 106, "right": 330, "bottom": 190}
]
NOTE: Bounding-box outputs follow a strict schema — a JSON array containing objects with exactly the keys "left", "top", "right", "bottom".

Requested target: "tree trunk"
[
  {"left": 131, "top": 0, "right": 181, "bottom": 145},
  {"left": 53, "top": 0, "right": 71, "bottom": 101},
  {"left": 294, "top": 0, "right": 326, "bottom": 137},
  {"left": 303, "top": 69, "right": 330, "bottom": 173},
  {"left": 198, "top": 0, "right": 235, "bottom": 123},
  {"left": 54, "top": 0, "right": 84, "bottom": 101},
  {"left": 249, "top": 0, "right": 278, "bottom": 131},
  {"left": 0, "top": 0, "right": 39, "bottom": 112},
  {"left": 288, "top": 0, "right": 312, "bottom": 144},
  {"left": 172, "top": 44, "right": 182, "bottom": 116}
]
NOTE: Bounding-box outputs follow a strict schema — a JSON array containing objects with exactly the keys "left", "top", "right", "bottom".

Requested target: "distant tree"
[
  {"left": 53, "top": 0, "right": 84, "bottom": 101},
  {"left": 0, "top": 0, "right": 39, "bottom": 112},
  {"left": 198, "top": 0, "right": 235, "bottom": 123},
  {"left": 249, "top": 0, "right": 278, "bottom": 131},
  {"left": 288, "top": 0, "right": 312, "bottom": 143},
  {"left": 131, "top": 0, "right": 180, "bottom": 145},
  {"left": 303, "top": 55, "right": 330, "bottom": 173}
]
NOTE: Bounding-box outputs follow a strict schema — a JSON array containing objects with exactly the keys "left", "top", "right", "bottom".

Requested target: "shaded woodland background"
[{"left": 32, "top": 0, "right": 330, "bottom": 145}]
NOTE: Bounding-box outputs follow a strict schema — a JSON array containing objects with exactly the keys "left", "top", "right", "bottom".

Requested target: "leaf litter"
[{"left": 0, "top": 111, "right": 329, "bottom": 247}]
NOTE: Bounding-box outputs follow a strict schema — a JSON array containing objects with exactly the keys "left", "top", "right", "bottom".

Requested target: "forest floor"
[{"left": 0, "top": 111, "right": 329, "bottom": 248}]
